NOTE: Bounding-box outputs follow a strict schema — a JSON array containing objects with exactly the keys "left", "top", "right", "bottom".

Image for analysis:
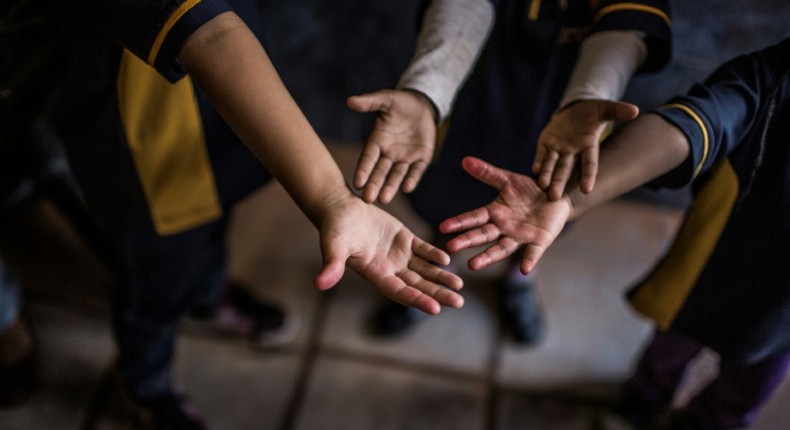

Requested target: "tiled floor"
[{"left": 2, "top": 142, "right": 790, "bottom": 430}]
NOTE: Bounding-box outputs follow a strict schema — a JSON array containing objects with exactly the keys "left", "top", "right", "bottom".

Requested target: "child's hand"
[
  {"left": 347, "top": 89, "right": 437, "bottom": 204},
  {"left": 533, "top": 100, "right": 638, "bottom": 201},
  {"left": 440, "top": 157, "right": 572, "bottom": 275},
  {"left": 314, "top": 194, "right": 463, "bottom": 315}
]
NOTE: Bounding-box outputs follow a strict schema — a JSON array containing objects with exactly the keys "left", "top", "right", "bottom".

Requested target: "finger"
[
  {"left": 406, "top": 259, "right": 464, "bottom": 304},
  {"left": 519, "top": 243, "right": 549, "bottom": 275},
  {"left": 579, "top": 145, "right": 599, "bottom": 194},
  {"left": 537, "top": 150, "right": 559, "bottom": 189},
  {"left": 354, "top": 144, "right": 381, "bottom": 191},
  {"left": 383, "top": 274, "right": 442, "bottom": 315},
  {"left": 411, "top": 236, "right": 451, "bottom": 266},
  {"left": 362, "top": 156, "right": 394, "bottom": 204},
  {"left": 461, "top": 156, "right": 510, "bottom": 190},
  {"left": 547, "top": 152, "right": 575, "bottom": 201},
  {"left": 532, "top": 144, "right": 548, "bottom": 175},
  {"left": 407, "top": 273, "right": 465, "bottom": 309},
  {"left": 346, "top": 91, "right": 393, "bottom": 114},
  {"left": 439, "top": 207, "right": 492, "bottom": 234},
  {"left": 314, "top": 242, "right": 348, "bottom": 291},
  {"left": 401, "top": 160, "right": 429, "bottom": 193},
  {"left": 378, "top": 161, "right": 409, "bottom": 204},
  {"left": 609, "top": 100, "right": 640, "bottom": 122},
  {"left": 408, "top": 246, "right": 463, "bottom": 291},
  {"left": 467, "top": 236, "right": 520, "bottom": 271},
  {"left": 445, "top": 223, "right": 501, "bottom": 254}
]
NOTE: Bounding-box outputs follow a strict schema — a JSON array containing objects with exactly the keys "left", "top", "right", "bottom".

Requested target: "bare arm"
[
  {"left": 179, "top": 12, "right": 349, "bottom": 224},
  {"left": 347, "top": 0, "right": 494, "bottom": 204},
  {"left": 178, "top": 12, "right": 464, "bottom": 313},
  {"left": 534, "top": 31, "right": 648, "bottom": 200},
  {"left": 440, "top": 113, "right": 690, "bottom": 274}
]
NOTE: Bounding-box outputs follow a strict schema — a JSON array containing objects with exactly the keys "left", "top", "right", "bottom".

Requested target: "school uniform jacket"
[
  {"left": 631, "top": 38, "right": 790, "bottom": 366},
  {"left": 409, "top": 0, "right": 672, "bottom": 227},
  {"left": 47, "top": 0, "right": 270, "bottom": 237}
]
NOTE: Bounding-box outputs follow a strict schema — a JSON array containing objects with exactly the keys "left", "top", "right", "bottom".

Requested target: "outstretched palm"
[
  {"left": 440, "top": 157, "right": 572, "bottom": 275},
  {"left": 347, "top": 89, "right": 437, "bottom": 204},
  {"left": 314, "top": 195, "right": 463, "bottom": 315}
]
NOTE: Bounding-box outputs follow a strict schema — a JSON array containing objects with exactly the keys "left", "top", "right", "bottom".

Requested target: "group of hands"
[{"left": 315, "top": 89, "right": 639, "bottom": 316}]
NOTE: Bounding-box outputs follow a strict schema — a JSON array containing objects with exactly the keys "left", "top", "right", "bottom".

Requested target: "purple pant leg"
[
  {"left": 687, "top": 349, "right": 790, "bottom": 429},
  {"left": 616, "top": 329, "right": 704, "bottom": 425}
]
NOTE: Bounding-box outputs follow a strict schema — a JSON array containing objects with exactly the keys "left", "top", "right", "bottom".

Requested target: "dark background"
[{"left": 258, "top": 0, "right": 790, "bottom": 206}]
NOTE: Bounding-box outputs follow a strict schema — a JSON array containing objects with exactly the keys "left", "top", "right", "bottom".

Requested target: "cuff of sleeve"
[{"left": 650, "top": 103, "right": 711, "bottom": 187}]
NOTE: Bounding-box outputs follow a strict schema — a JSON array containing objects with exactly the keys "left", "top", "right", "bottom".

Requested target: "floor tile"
[
  {"left": 225, "top": 182, "right": 326, "bottom": 349},
  {"left": 320, "top": 272, "right": 499, "bottom": 376},
  {"left": 0, "top": 303, "right": 114, "bottom": 430},
  {"left": 496, "top": 201, "right": 683, "bottom": 397},
  {"left": 175, "top": 336, "right": 305, "bottom": 430},
  {"left": 293, "top": 356, "right": 488, "bottom": 430},
  {"left": 495, "top": 393, "right": 597, "bottom": 430}
]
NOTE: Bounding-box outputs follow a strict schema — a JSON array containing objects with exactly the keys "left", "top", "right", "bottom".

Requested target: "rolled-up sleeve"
[{"left": 650, "top": 45, "right": 782, "bottom": 187}]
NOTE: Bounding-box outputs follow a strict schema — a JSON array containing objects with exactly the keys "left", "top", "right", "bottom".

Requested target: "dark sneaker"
[
  {"left": 368, "top": 302, "right": 426, "bottom": 337},
  {"left": 133, "top": 392, "right": 208, "bottom": 430},
  {"left": 96, "top": 370, "right": 208, "bottom": 430},
  {"left": 500, "top": 278, "right": 545, "bottom": 345},
  {"left": 0, "top": 317, "right": 38, "bottom": 407},
  {"left": 186, "top": 283, "right": 296, "bottom": 348}
]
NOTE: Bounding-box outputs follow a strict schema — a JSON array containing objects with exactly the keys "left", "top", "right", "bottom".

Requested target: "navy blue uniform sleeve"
[
  {"left": 80, "top": 0, "right": 234, "bottom": 82},
  {"left": 650, "top": 38, "right": 790, "bottom": 187},
  {"left": 591, "top": 0, "right": 672, "bottom": 72}
]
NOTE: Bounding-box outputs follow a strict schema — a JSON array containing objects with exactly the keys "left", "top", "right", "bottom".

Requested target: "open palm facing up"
[
  {"left": 347, "top": 89, "right": 437, "bottom": 204},
  {"left": 534, "top": 99, "right": 638, "bottom": 200},
  {"left": 314, "top": 195, "right": 463, "bottom": 315},
  {"left": 440, "top": 157, "right": 573, "bottom": 275}
]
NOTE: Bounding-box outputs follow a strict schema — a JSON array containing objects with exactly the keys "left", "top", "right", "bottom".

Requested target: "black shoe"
[
  {"left": 187, "top": 283, "right": 292, "bottom": 347},
  {"left": 368, "top": 303, "right": 426, "bottom": 337},
  {"left": 500, "top": 278, "right": 545, "bottom": 345},
  {"left": 134, "top": 392, "right": 208, "bottom": 430},
  {"left": 104, "top": 370, "right": 208, "bottom": 430}
]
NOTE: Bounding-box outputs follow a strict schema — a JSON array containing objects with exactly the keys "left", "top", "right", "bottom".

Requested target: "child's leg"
[
  {"left": 614, "top": 329, "right": 704, "bottom": 426},
  {"left": 684, "top": 349, "right": 790, "bottom": 429},
  {"left": 113, "top": 220, "right": 227, "bottom": 401},
  {"left": 499, "top": 256, "right": 544, "bottom": 345}
]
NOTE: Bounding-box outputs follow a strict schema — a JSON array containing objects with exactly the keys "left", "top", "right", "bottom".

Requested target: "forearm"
[
  {"left": 397, "top": 0, "right": 494, "bottom": 121},
  {"left": 179, "top": 12, "right": 351, "bottom": 225},
  {"left": 559, "top": 30, "right": 647, "bottom": 109},
  {"left": 564, "top": 113, "right": 690, "bottom": 219}
]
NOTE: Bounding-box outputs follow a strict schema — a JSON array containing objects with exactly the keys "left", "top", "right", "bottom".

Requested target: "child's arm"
[
  {"left": 532, "top": 31, "right": 647, "bottom": 201},
  {"left": 179, "top": 12, "right": 463, "bottom": 314},
  {"left": 347, "top": 0, "right": 494, "bottom": 204},
  {"left": 440, "top": 113, "right": 689, "bottom": 274}
]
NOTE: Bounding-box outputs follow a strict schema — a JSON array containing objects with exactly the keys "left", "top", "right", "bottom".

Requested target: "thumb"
[
  {"left": 314, "top": 240, "right": 348, "bottom": 291},
  {"left": 462, "top": 156, "right": 510, "bottom": 190},
  {"left": 347, "top": 90, "right": 392, "bottom": 114},
  {"left": 604, "top": 100, "right": 639, "bottom": 122}
]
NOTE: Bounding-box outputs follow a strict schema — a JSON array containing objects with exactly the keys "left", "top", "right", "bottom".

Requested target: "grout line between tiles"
[{"left": 277, "top": 291, "right": 331, "bottom": 430}]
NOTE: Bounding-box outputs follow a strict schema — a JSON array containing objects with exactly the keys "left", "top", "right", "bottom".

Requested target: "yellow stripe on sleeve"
[
  {"left": 148, "top": 0, "right": 203, "bottom": 65},
  {"left": 661, "top": 103, "right": 710, "bottom": 178},
  {"left": 593, "top": 3, "right": 671, "bottom": 27}
]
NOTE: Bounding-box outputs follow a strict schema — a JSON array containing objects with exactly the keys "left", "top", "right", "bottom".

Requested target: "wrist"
[
  {"left": 308, "top": 182, "right": 358, "bottom": 227},
  {"left": 560, "top": 193, "right": 577, "bottom": 222},
  {"left": 402, "top": 88, "right": 440, "bottom": 124}
]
